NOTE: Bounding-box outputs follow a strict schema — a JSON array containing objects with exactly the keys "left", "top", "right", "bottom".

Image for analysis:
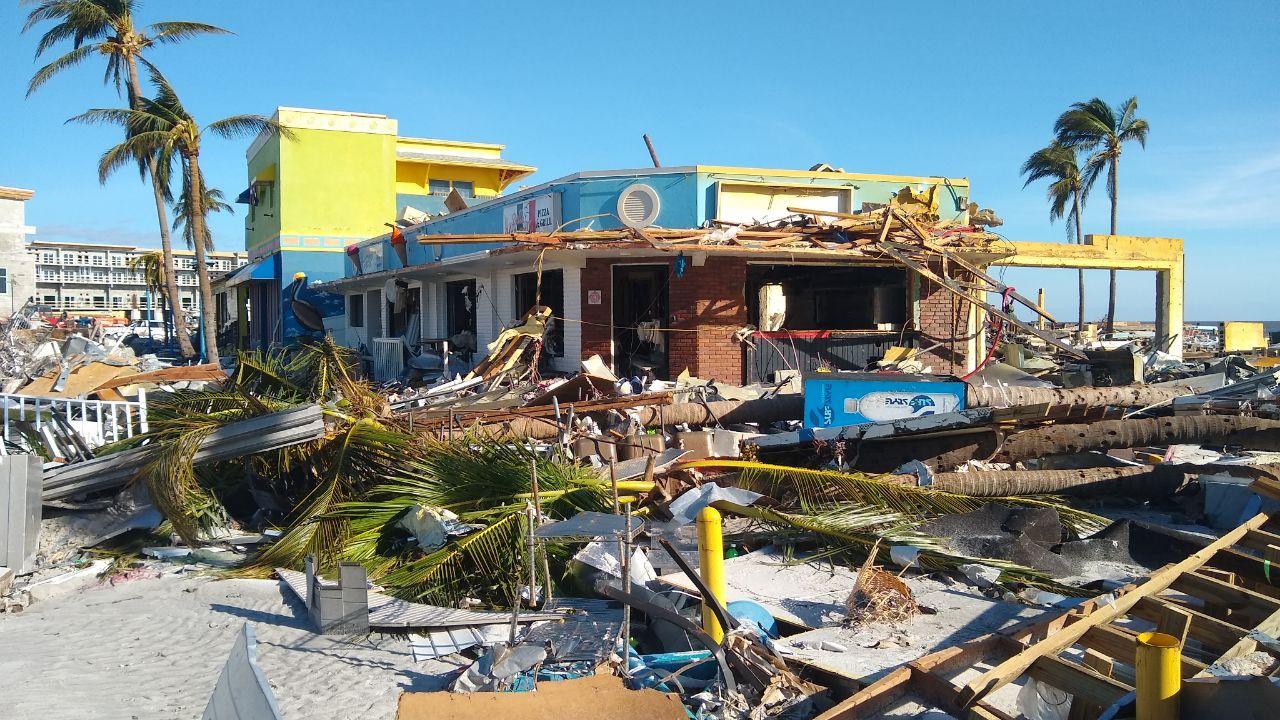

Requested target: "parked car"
[{"left": 102, "top": 319, "right": 171, "bottom": 342}]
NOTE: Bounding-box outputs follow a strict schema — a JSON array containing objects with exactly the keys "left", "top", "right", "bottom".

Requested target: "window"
[
  {"left": 92, "top": 295, "right": 106, "bottom": 308},
  {"left": 513, "top": 269, "right": 563, "bottom": 357},
  {"left": 181, "top": 297, "right": 194, "bottom": 310},
  {"left": 110, "top": 255, "right": 124, "bottom": 267},
  {"left": 42, "top": 295, "right": 56, "bottom": 305},
  {"left": 746, "top": 265, "right": 907, "bottom": 331},
  {"left": 348, "top": 293, "right": 365, "bottom": 328},
  {"left": 429, "top": 179, "right": 475, "bottom": 197},
  {"left": 40, "top": 252, "right": 56, "bottom": 264},
  {"left": 0, "top": 268, "right": 8, "bottom": 294}
]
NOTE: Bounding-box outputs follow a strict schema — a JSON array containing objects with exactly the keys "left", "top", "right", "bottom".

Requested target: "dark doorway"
[
  {"left": 612, "top": 264, "right": 669, "bottom": 379},
  {"left": 445, "top": 279, "right": 477, "bottom": 360},
  {"left": 387, "top": 281, "right": 421, "bottom": 338},
  {"left": 514, "top": 269, "right": 564, "bottom": 357}
]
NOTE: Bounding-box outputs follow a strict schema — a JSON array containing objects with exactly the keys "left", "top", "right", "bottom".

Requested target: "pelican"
[{"left": 287, "top": 272, "right": 325, "bottom": 332}]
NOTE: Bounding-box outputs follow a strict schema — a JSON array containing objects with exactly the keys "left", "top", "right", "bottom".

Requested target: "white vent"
[
  {"left": 617, "top": 184, "right": 661, "bottom": 229},
  {"left": 372, "top": 338, "right": 404, "bottom": 382}
]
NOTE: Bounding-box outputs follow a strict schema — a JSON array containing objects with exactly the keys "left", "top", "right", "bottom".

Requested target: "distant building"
[
  {"left": 30, "top": 240, "right": 247, "bottom": 319},
  {"left": 0, "top": 186, "right": 38, "bottom": 317},
  {"left": 219, "top": 107, "right": 535, "bottom": 349}
]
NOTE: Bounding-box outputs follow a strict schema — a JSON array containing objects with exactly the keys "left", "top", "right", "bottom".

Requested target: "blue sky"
[{"left": 3, "top": 0, "right": 1277, "bottom": 321}]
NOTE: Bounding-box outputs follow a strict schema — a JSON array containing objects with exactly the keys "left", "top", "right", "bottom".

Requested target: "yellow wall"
[
  {"left": 279, "top": 127, "right": 396, "bottom": 240},
  {"left": 394, "top": 161, "right": 505, "bottom": 198}
]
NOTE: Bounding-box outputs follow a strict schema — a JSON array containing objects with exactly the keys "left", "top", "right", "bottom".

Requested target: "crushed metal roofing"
[{"left": 276, "top": 568, "right": 561, "bottom": 629}]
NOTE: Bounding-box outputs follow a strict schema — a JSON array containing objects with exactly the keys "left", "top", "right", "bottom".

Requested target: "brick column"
[
  {"left": 914, "top": 263, "right": 975, "bottom": 375},
  {"left": 577, "top": 255, "right": 749, "bottom": 383}
]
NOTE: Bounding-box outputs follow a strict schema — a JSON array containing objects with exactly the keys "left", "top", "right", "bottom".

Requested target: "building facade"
[
  {"left": 0, "top": 187, "right": 38, "bottom": 317},
  {"left": 321, "top": 165, "right": 984, "bottom": 381},
  {"left": 220, "top": 107, "right": 535, "bottom": 350},
  {"left": 30, "top": 240, "right": 247, "bottom": 318}
]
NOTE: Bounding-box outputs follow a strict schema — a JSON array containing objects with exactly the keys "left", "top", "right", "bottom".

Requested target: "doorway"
[{"left": 612, "top": 264, "right": 669, "bottom": 379}]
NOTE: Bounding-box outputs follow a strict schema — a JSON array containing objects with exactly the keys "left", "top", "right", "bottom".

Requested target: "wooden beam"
[
  {"left": 1131, "top": 596, "right": 1246, "bottom": 653},
  {"left": 1195, "top": 606, "right": 1280, "bottom": 678},
  {"left": 1235, "top": 528, "right": 1280, "bottom": 553},
  {"left": 1027, "top": 655, "right": 1133, "bottom": 707},
  {"left": 1170, "top": 571, "right": 1280, "bottom": 625},
  {"left": 956, "top": 512, "right": 1270, "bottom": 708}
]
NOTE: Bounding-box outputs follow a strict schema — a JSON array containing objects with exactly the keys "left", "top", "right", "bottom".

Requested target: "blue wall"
[{"left": 341, "top": 168, "right": 970, "bottom": 278}]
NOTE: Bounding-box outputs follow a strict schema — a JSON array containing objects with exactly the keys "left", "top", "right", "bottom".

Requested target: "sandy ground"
[{"left": 0, "top": 573, "right": 460, "bottom": 720}]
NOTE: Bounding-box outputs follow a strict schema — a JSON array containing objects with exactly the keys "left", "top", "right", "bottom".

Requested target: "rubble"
[{"left": 5, "top": 220, "right": 1280, "bottom": 720}]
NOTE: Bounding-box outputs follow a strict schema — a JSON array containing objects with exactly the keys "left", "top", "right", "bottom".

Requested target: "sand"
[{"left": 0, "top": 572, "right": 461, "bottom": 719}]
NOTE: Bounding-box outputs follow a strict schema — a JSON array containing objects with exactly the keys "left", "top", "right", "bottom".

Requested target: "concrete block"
[{"left": 304, "top": 555, "right": 370, "bottom": 634}]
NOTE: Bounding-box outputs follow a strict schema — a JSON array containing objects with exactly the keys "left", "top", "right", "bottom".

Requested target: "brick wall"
[
  {"left": 578, "top": 255, "right": 748, "bottom": 383},
  {"left": 914, "top": 263, "right": 974, "bottom": 374}
]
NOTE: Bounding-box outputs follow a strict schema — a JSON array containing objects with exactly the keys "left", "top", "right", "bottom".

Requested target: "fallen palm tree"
[
  {"left": 846, "top": 414, "right": 1280, "bottom": 471},
  {"left": 683, "top": 459, "right": 1108, "bottom": 537},
  {"left": 966, "top": 384, "right": 1191, "bottom": 409}
]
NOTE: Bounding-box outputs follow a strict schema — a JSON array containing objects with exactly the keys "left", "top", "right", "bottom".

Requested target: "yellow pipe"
[
  {"left": 1135, "top": 631, "right": 1181, "bottom": 720},
  {"left": 697, "top": 506, "right": 727, "bottom": 643}
]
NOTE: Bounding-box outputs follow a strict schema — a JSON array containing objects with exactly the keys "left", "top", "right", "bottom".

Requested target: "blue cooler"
[{"left": 802, "top": 371, "right": 966, "bottom": 428}]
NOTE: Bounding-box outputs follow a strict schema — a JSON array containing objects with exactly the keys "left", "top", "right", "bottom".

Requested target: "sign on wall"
[{"left": 502, "top": 193, "right": 562, "bottom": 234}]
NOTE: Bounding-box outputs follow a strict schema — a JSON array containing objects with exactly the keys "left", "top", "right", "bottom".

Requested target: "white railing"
[{"left": 0, "top": 389, "right": 148, "bottom": 448}]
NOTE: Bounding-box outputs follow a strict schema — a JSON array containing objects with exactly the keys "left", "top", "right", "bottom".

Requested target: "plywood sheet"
[{"left": 396, "top": 673, "right": 685, "bottom": 720}]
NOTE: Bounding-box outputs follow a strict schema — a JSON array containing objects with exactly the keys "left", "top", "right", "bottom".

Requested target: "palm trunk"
[
  {"left": 1073, "top": 191, "right": 1086, "bottom": 332},
  {"left": 184, "top": 154, "right": 221, "bottom": 364},
  {"left": 1105, "top": 159, "right": 1119, "bottom": 334},
  {"left": 126, "top": 56, "right": 195, "bottom": 358}
]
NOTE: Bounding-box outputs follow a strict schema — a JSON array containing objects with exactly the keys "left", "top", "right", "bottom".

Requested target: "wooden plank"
[
  {"left": 955, "top": 512, "right": 1271, "bottom": 708},
  {"left": 1067, "top": 650, "right": 1115, "bottom": 720},
  {"left": 1170, "top": 571, "right": 1280, "bottom": 625},
  {"left": 1234, "top": 528, "right": 1280, "bottom": 553},
  {"left": 1027, "top": 655, "right": 1133, "bottom": 707},
  {"left": 1195, "top": 606, "right": 1280, "bottom": 678},
  {"left": 1131, "top": 596, "right": 1246, "bottom": 653},
  {"left": 1079, "top": 624, "right": 1206, "bottom": 677},
  {"left": 811, "top": 666, "right": 911, "bottom": 720},
  {"left": 1156, "top": 605, "right": 1194, "bottom": 649}
]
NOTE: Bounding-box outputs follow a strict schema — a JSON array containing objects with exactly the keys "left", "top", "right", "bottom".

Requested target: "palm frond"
[
  {"left": 148, "top": 21, "right": 231, "bottom": 44},
  {"left": 27, "top": 43, "right": 97, "bottom": 95}
]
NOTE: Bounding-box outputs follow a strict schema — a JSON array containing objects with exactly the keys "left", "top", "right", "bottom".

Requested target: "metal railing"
[{"left": 0, "top": 389, "right": 148, "bottom": 448}]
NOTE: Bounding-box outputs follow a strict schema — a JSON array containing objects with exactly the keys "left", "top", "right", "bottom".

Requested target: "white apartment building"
[{"left": 30, "top": 241, "right": 248, "bottom": 318}]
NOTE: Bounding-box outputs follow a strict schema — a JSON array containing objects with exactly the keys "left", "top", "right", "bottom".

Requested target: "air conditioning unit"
[{"left": 372, "top": 338, "right": 404, "bottom": 382}]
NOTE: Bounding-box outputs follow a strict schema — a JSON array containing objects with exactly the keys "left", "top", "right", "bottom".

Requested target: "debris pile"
[{"left": 5, "top": 232, "right": 1280, "bottom": 718}]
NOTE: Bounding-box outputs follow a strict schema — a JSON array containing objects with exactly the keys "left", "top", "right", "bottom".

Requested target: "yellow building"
[{"left": 226, "top": 107, "right": 535, "bottom": 349}]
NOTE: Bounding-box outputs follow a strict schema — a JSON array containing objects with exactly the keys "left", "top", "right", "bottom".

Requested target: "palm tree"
[
  {"left": 24, "top": 0, "right": 229, "bottom": 359},
  {"left": 1020, "top": 142, "right": 1095, "bottom": 331},
  {"left": 173, "top": 177, "right": 233, "bottom": 251},
  {"left": 72, "top": 68, "right": 289, "bottom": 365},
  {"left": 1054, "top": 97, "right": 1150, "bottom": 334},
  {"left": 126, "top": 250, "right": 172, "bottom": 343}
]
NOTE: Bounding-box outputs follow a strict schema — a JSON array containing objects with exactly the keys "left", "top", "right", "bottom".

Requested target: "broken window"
[
  {"left": 445, "top": 279, "right": 477, "bottom": 356},
  {"left": 513, "top": 269, "right": 563, "bottom": 357},
  {"left": 746, "top": 265, "right": 907, "bottom": 331}
]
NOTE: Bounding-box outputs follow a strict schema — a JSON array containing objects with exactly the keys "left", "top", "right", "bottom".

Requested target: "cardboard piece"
[{"left": 395, "top": 673, "right": 686, "bottom": 720}]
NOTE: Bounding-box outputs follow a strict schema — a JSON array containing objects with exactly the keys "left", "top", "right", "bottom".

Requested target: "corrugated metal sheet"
[{"left": 746, "top": 331, "right": 909, "bottom": 384}]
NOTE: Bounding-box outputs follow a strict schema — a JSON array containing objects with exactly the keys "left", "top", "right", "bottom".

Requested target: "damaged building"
[{"left": 312, "top": 165, "right": 1186, "bottom": 382}]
